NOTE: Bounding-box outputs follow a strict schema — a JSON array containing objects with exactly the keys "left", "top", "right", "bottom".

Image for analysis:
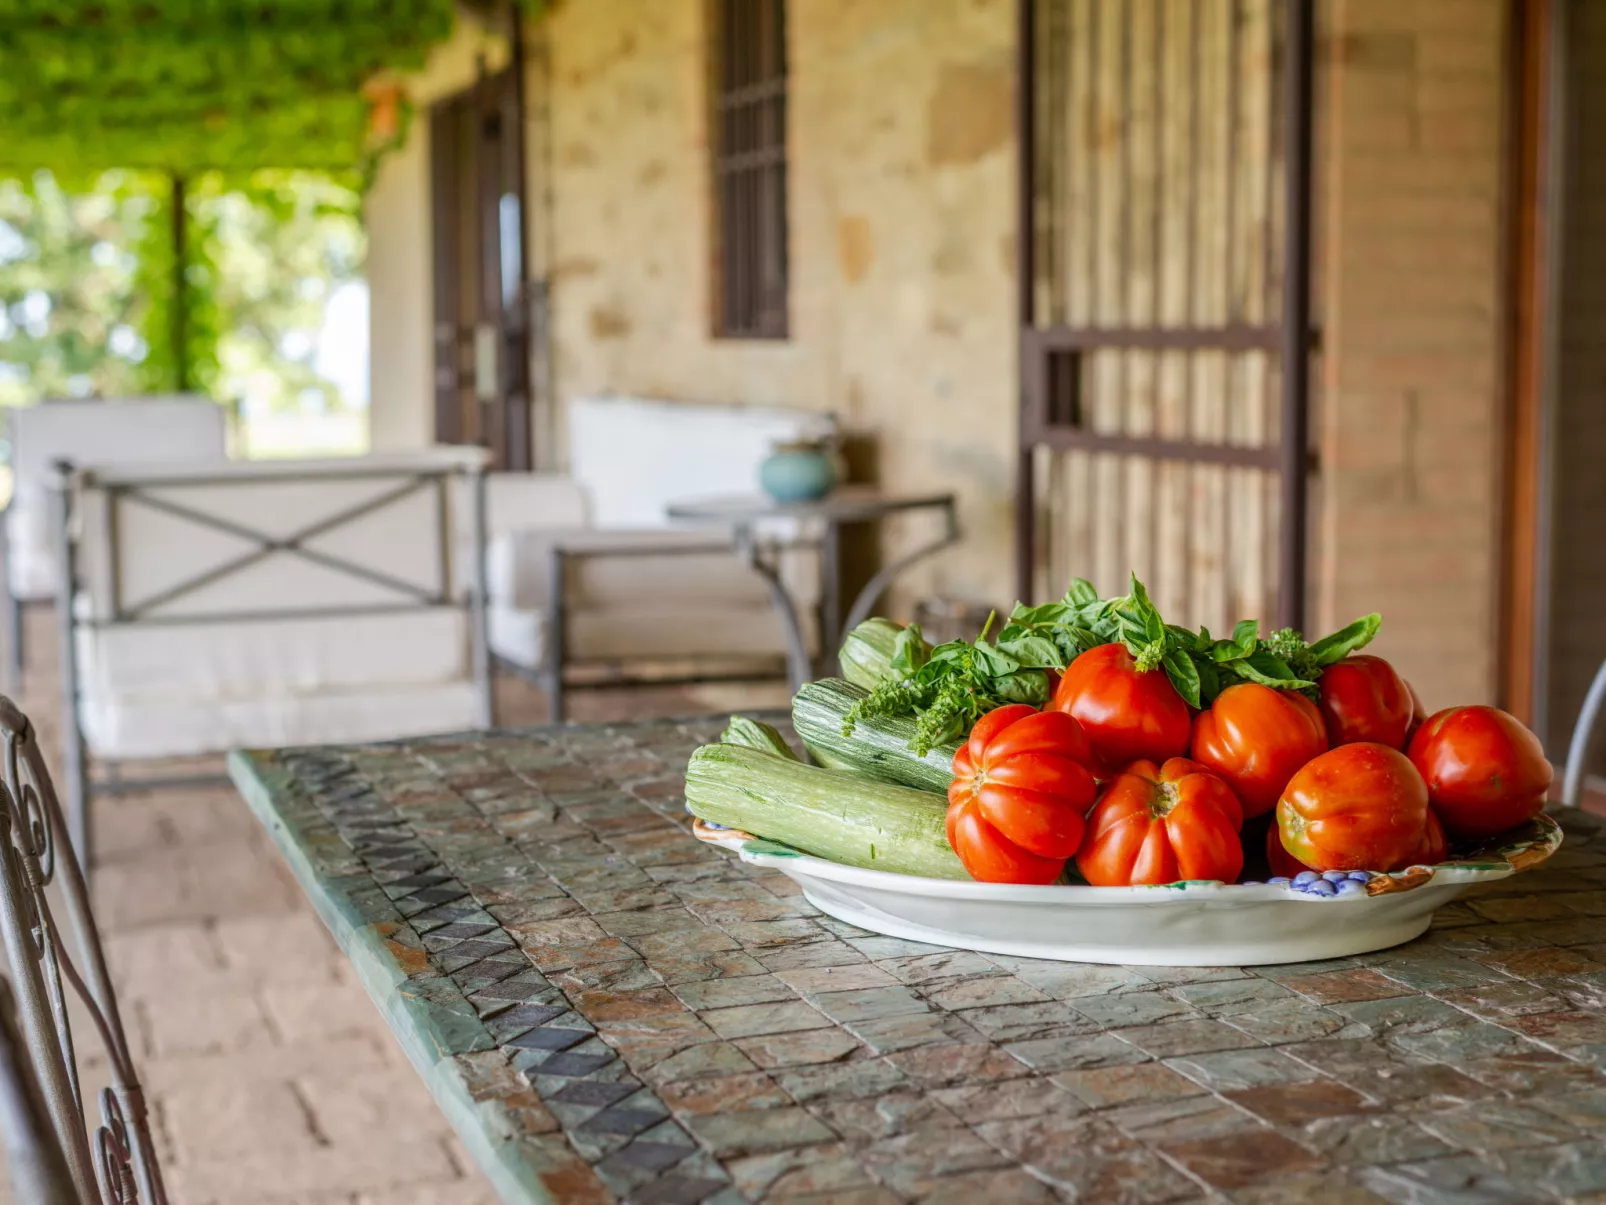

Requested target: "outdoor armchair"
[
  {"left": 2, "top": 397, "right": 228, "bottom": 688},
  {"left": 485, "top": 397, "right": 833, "bottom": 719},
  {"left": 53, "top": 447, "right": 493, "bottom": 867}
]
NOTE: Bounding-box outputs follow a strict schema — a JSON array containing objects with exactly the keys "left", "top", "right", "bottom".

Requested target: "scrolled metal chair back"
[{"left": 0, "top": 696, "right": 165, "bottom": 1203}]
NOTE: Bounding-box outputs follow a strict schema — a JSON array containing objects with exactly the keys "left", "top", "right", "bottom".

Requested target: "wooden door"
[
  {"left": 430, "top": 67, "right": 533, "bottom": 471},
  {"left": 1016, "top": 0, "right": 1315, "bottom": 634}
]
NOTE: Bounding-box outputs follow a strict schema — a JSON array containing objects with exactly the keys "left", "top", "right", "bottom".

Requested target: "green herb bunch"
[
  {"left": 842, "top": 616, "right": 1057, "bottom": 757},
  {"left": 841, "top": 574, "right": 1384, "bottom": 755}
]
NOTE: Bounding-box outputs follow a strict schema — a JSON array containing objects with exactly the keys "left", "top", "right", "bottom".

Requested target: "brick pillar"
[{"left": 1315, "top": 0, "right": 1509, "bottom": 710}]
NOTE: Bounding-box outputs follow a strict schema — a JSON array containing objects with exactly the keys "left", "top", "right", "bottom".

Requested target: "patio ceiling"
[{"left": 0, "top": 1, "right": 532, "bottom": 174}]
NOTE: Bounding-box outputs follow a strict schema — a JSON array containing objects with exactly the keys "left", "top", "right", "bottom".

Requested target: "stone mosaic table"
[{"left": 230, "top": 718, "right": 1606, "bottom": 1205}]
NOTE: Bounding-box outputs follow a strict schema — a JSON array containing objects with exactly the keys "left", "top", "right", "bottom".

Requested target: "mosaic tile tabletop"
[{"left": 230, "top": 718, "right": 1606, "bottom": 1205}]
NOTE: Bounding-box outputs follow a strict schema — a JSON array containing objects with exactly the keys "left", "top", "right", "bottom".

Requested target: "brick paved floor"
[{"left": 7, "top": 606, "right": 787, "bottom": 1205}]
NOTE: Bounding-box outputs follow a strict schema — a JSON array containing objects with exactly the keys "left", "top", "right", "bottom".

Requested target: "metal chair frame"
[
  {"left": 1563, "top": 658, "right": 1606, "bottom": 810},
  {"left": 0, "top": 695, "right": 165, "bottom": 1203}
]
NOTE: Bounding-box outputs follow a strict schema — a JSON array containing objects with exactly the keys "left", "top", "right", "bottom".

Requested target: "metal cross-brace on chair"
[
  {"left": 53, "top": 448, "right": 495, "bottom": 870},
  {"left": 0, "top": 695, "right": 166, "bottom": 1203}
]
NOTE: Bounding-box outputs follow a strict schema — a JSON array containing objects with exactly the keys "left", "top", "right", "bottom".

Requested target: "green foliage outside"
[
  {"left": 0, "top": 172, "right": 153, "bottom": 404},
  {"left": 0, "top": 169, "right": 367, "bottom": 427}
]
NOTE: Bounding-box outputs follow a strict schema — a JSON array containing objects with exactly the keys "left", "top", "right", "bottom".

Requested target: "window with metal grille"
[{"left": 712, "top": 0, "right": 788, "bottom": 339}]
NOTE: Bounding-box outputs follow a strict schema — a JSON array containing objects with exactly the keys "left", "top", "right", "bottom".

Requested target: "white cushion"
[
  {"left": 76, "top": 610, "right": 468, "bottom": 702},
  {"left": 6, "top": 397, "right": 228, "bottom": 601},
  {"left": 486, "top": 528, "right": 772, "bottom": 611},
  {"left": 567, "top": 397, "right": 835, "bottom": 529},
  {"left": 80, "top": 679, "right": 482, "bottom": 761},
  {"left": 488, "top": 601, "right": 800, "bottom": 669},
  {"left": 484, "top": 472, "right": 588, "bottom": 538}
]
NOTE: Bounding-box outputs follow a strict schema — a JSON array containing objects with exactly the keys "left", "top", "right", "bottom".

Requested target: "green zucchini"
[
  {"left": 839, "top": 617, "right": 920, "bottom": 689},
  {"left": 685, "top": 743, "right": 967, "bottom": 880},
  {"left": 720, "top": 715, "right": 799, "bottom": 760},
  {"left": 792, "top": 678, "right": 960, "bottom": 794}
]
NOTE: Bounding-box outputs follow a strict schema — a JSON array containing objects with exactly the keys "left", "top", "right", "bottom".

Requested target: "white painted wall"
[{"left": 365, "top": 129, "right": 432, "bottom": 451}]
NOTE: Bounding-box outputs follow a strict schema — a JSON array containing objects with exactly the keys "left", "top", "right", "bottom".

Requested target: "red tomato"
[
  {"left": 1404, "top": 808, "right": 1448, "bottom": 868},
  {"left": 1050, "top": 643, "right": 1191, "bottom": 777},
  {"left": 1264, "top": 823, "right": 1313, "bottom": 878},
  {"left": 1076, "top": 758, "right": 1244, "bottom": 887},
  {"left": 1405, "top": 681, "right": 1428, "bottom": 745},
  {"left": 1406, "top": 705, "right": 1553, "bottom": 840},
  {"left": 1319, "top": 654, "right": 1415, "bottom": 750},
  {"left": 1190, "top": 684, "right": 1329, "bottom": 818},
  {"left": 1276, "top": 742, "right": 1429, "bottom": 872},
  {"left": 946, "top": 704, "right": 1097, "bottom": 883}
]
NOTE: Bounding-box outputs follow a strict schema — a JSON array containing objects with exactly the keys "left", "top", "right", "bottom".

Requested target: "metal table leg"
[
  {"left": 733, "top": 525, "right": 814, "bottom": 693},
  {"left": 731, "top": 500, "right": 962, "bottom": 693},
  {"left": 817, "top": 518, "right": 842, "bottom": 681}
]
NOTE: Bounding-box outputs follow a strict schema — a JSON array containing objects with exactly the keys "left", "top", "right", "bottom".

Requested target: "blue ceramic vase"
[{"left": 759, "top": 441, "right": 838, "bottom": 503}]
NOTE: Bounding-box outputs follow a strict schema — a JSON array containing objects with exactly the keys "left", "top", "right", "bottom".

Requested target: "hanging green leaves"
[{"left": 0, "top": 2, "right": 546, "bottom": 173}]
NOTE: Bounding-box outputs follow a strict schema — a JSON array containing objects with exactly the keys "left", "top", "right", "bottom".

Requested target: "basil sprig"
[
  {"left": 840, "top": 575, "right": 1382, "bottom": 753},
  {"left": 843, "top": 616, "right": 1055, "bottom": 756}
]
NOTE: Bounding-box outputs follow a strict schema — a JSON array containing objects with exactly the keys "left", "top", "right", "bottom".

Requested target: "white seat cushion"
[
  {"left": 486, "top": 528, "right": 774, "bottom": 611},
  {"left": 6, "top": 397, "right": 228, "bottom": 602},
  {"left": 80, "top": 680, "right": 482, "bottom": 761},
  {"left": 76, "top": 610, "right": 468, "bottom": 702},
  {"left": 488, "top": 601, "right": 802, "bottom": 669},
  {"left": 5, "top": 502, "right": 57, "bottom": 601}
]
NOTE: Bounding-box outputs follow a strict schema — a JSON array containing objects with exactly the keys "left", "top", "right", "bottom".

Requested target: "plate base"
[{"left": 801, "top": 880, "right": 1442, "bottom": 967}]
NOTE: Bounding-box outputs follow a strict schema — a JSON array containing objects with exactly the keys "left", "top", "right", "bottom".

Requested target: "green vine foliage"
[{"left": 0, "top": 1, "right": 472, "bottom": 173}]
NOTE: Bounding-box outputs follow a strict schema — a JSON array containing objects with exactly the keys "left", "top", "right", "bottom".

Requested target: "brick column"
[{"left": 1315, "top": 0, "right": 1509, "bottom": 709}]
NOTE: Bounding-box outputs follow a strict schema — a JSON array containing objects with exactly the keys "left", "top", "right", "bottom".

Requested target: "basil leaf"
[
  {"left": 974, "top": 644, "right": 1023, "bottom": 675},
  {"left": 997, "top": 634, "right": 1066, "bottom": 669},
  {"left": 1010, "top": 601, "right": 1074, "bottom": 627},
  {"left": 1058, "top": 627, "right": 1101, "bottom": 658},
  {"left": 1231, "top": 619, "right": 1260, "bottom": 651},
  {"left": 1233, "top": 650, "right": 1316, "bottom": 690},
  {"left": 1065, "top": 578, "right": 1100, "bottom": 606},
  {"left": 1211, "top": 638, "right": 1249, "bottom": 664},
  {"left": 891, "top": 623, "right": 929, "bottom": 677},
  {"left": 1162, "top": 649, "right": 1202, "bottom": 710},
  {"left": 1308, "top": 613, "right": 1382, "bottom": 667},
  {"left": 1194, "top": 656, "right": 1222, "bottom": 705},
  {"left": 992, "top": 669, "right": 1053, "bottom": 704}
]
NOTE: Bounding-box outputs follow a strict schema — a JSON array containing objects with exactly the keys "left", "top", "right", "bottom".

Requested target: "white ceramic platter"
[{"left": 693, "top": 816, "right": 1563, "bottom": 967}]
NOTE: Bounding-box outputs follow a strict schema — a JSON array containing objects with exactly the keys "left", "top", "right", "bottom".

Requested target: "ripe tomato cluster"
[{"left": 945, "top": 644, "right": 1553, "bottom": 885}]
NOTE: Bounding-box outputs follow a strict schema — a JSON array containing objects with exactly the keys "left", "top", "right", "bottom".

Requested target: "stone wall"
[
  {"left": 366, "top": 0, "right": 1519, "bottom": 708},
  {"left": 540, "top": 0, "right": 1018, "bottom": 613},
  {"left": 1314, "top": 0, "right": 1509, "bottom": 710}
]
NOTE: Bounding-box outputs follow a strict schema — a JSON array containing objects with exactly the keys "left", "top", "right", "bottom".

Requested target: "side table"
[{"left": 666, "top": 487, "right": 960, "bottom": 689}]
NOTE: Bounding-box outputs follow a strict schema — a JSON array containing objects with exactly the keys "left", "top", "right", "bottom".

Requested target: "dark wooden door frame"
[
  {"left": 1013, "top": 0, "right": 1316, "bottom": 630},
  {"left": 429, "top": 35, "right": 534, "bottom": 472},
  {"left": 1500, "top": 0, "right": 1565, "bottom": 734}
]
